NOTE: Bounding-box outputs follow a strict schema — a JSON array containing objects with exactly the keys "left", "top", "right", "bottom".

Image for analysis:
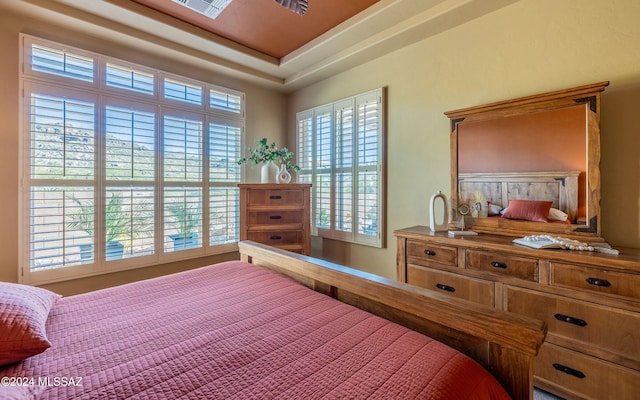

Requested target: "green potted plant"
[
  {"left": 66, "top": 193, "right": 131, "bottom": 261},
  {"left": 237, "top": 138, "right": 300, "bottom": 183},
  {"left": 166, "top": 201, "right": 201, "bottom": 250}
]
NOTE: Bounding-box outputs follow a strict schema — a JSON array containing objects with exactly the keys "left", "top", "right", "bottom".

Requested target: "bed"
[
  {"left": 1, "top": 241, "right": 546, "bottom": 399},
  {"left": 458, "top": 171, "right": 581, "bottom": 223}
]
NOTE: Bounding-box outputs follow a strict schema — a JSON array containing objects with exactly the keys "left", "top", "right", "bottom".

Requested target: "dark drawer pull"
[
  {"left": 424, "top": 249, "right": 436, "bottom": 256},
  {"left": 269, "top": 195, "right": 282, "bottom": 200},
  {"left": 269, "top": 235, "right": 283, "bottom": 240},
  {"left": 554, "top": 313, "right": 587, "bottom": 327},
  {"left": 586, "top": 277, "right": 611, "bottom": 287},
  {"left": 269, "top": 215, "right": 282, "bottom": 220},
  {"left": 491, "top": 261, "right": 508, "bottom": 269},
  {"left": 435, "top": 283, "right": 455, "bottom": 292},
  {"left": 553, "top": 363, "right": 586, "bottom": 379}
]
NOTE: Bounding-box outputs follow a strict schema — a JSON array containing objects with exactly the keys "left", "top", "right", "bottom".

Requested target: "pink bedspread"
[{"left": 1, "top": 261, "right": 509, "bottom": 399}]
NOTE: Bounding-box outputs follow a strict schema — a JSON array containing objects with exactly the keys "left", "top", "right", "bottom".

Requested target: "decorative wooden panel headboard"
[{"left": 458, "top": 171, "right": 580, "bottom": 222}]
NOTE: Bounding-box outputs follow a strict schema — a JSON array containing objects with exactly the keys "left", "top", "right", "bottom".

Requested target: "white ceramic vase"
[
  {"left": 261, "top": 161, "right": 278, "bottom": 183},
  {"left": 429, "top": 191, "right": 448, "bottom": 232},
  {"left": 276, "top": 164, "right": 292, "bottom": 184}
]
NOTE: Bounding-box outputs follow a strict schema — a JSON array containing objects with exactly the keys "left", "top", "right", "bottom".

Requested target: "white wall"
[{"left": 288, "top": 0, "right": 640, "bottom": 278}]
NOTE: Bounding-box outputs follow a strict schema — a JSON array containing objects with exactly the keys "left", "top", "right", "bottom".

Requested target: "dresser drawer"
[
  {"left": 246, "top": 210, "right": 304, "bottom": 227},
  {"left": 407, "top": 264, "right": 494, "bottom": 306},
  {"left": 551, "top": 262, "right": 640, "bottom": 301},
  {"left": 535, "top": 343, "right": 640, "bottom": 400},
  {"left": 406, "top": 240, "right": 458, "bottom": 267},
  {"left": 246, "top": 189, "right": 305, "bottom": 207},
  {"left": 505, "top": 286, "right": 640, "bottom": 368},
  {"left": 466, "top": 249, "right": 538, "bottom": 282},
  {"left": 246, "top": 230, "right": 303, "bottom": 247}
]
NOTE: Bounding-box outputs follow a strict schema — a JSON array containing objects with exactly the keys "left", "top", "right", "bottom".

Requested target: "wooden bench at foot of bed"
[{"left": 239, "top": 241, "right": 547, "bottom": 400}]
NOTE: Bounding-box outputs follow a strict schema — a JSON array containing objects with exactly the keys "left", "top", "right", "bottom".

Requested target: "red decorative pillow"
[
  {"left": 502, "top": 200, "right": 553, "bottom": 222},
  {"left": 0, "top": 282, "right": 61, "bottom": 367}
]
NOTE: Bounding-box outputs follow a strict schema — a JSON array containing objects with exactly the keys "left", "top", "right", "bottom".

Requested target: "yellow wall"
[
  {"left": 0, "top": 7, "right": 288, "bottom": 292},
  {"left": 288, "top": 0, "right": 640, "bottom": 278}
]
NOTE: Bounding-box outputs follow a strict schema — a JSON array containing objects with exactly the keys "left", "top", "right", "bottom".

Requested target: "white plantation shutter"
[
  {"left": 163, "top": 187, "right": 203, "bottom": 252},
  {"left": 355, "top": 92, "right": 381, "bottom": 244},
  {"left": 209, "top": 187, "right": 239, "bottom": 245},
  {"left": 163, "top": 112, "right": 204, "bottom": 254},
  {"left": 30, "top": 186, "right": 94, "bottom": 270},
  {"left": 29, "top": 93, "right": 96, "bottom": 180},
  {"left": 30, "top": 44, "right": 94, "bottom": 82},
  {"left": 335, "top": 99, "right": 354, "bottom": 235},
  {"left": 297, "top": 113, "right": 313, "bottom": 175},
  {"left": 20, "top": 35, "right": 244, "bottom": 284},
  {"left": 163, "top": 115, "right": 203, "bottom": 182},
  {"left": 315, "top": 107, "right": 332, "bottom": 232},
  {"left": 105, "top": 187, "right": 155, "bottom": 258},
  {"left": 210, "top": 88, "right": 243, "bottom": 114},
  {"left": 105, "top": 105, "right": 155, "bottom": 180},
  {"left": 296, "top": 112, "right": 315, "bottom": 234},
  {"left": 103, "top": 100, "right": 157, "bottom": 261},
  {"left": 208, "top": 122, "right": 241, "bottom": 245},
  {"left": 164, "top": 77, "right": 203, "bottom": 105},
  {"left": 26, "top": 83, "right": 98, "bottom": 274},
  {"left": 209, "top": 122, "right": 241, "bottom": 182},
  {"left": 105, "top": 63, "right": 154, "bottom": 95},
  {"left": 296, "top": 88, "right": 385, "bottom": 247}
]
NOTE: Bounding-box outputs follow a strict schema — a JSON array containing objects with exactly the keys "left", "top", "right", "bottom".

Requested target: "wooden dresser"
[
  {"left": 239, "top": 184, "right": 311, "bottom": 255},
  {"left": 395, "top": 226, "right": 640, "bottom": 400}
]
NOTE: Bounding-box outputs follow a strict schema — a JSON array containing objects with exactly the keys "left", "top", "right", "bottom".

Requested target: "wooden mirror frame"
[{"left": 445, "top": 81, "right": 609, "bottom": 240}]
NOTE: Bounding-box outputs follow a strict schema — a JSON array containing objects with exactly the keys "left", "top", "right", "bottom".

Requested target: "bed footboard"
[{"left": 238, "top": 241, "right": 546, "bottom": 400}]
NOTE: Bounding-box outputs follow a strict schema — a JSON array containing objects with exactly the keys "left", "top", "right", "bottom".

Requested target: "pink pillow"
[
  {"left": 0, "top": 282, "right": 61, "bottom": 366},
  {"left": 502, "top": 200, "right": 553, "bottom": 222}
]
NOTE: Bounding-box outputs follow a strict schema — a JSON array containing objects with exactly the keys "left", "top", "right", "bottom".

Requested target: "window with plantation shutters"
[
  {"left": 209, "top": 122, "right": 241, "bottom": 245},
  {"left": 296, "top": 89, "right": 385, "bottom": 247},
  {"left": 20, "top": 35, "right": 244, "bottom": 284}
]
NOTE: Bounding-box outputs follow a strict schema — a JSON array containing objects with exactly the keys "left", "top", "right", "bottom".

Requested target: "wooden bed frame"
[
  {"left": 239, "top": 241, "right": 547, "bottom": 400},
  {"left": 458, "top": 171, "right": 580, "bottom": 222}
]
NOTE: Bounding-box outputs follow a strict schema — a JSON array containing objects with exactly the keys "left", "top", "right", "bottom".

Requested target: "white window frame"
[
  {"left": 296, "top": 88, "right": 386, "bottom": 248},
  {"left": 19, "top": 34, "right": 244, "bottom": 285}
]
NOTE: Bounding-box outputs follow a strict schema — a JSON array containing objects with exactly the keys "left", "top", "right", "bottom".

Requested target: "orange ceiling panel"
[{"left": 131, "top": 0, "right": 380, "bottom": 58}]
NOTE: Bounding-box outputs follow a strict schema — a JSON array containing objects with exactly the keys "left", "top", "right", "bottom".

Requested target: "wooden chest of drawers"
[
  {"left": 395, "top": 226, "right": 640, "bottom": 400},
  {"left": 239, "top": 184, "right": 311, "bottom": 255}
]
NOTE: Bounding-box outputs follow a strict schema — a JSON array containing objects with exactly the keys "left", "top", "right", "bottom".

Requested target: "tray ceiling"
[
  {"left": 4, "top": 0, "right": 521, "bottom": 91},
  {"left": 131, "top": 0, "right": 380, "bottom": 59}
]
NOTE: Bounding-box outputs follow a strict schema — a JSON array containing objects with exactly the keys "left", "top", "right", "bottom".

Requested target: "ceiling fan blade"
[{"left": 274, "top": 0, "right": 308, "bottom": 16}]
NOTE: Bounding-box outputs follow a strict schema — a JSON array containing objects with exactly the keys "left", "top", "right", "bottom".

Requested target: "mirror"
[{"left": 445, "top": 82, "right": 609, "bottom": 240}]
